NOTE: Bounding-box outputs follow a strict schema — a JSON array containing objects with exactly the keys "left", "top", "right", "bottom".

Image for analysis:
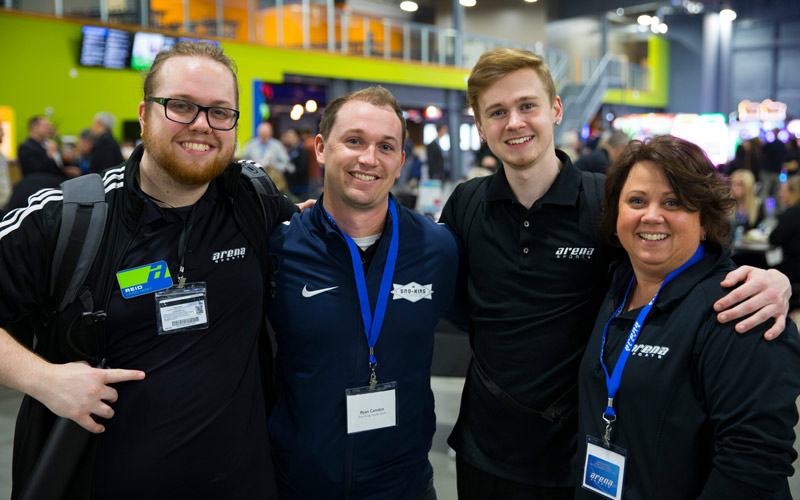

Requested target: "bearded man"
[{"left": 0, "top": 41, "right": 296, "bottom": 499}]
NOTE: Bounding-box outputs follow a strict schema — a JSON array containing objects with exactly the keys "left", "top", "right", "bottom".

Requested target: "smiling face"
[
  {"left": 475, "top": 68, "right": 562, "bottom": 172},
  {"left": 617, "top": 161, "right": 705, "bottom": 282},
  {"left": 317, "top": 100, "right": 405, "bottom": 215},
  {"left": 138, "top": 55, "right": 237, "bottom": 187}
]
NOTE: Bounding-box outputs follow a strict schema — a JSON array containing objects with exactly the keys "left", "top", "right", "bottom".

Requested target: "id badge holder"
[
  {"left": 582, "top": 435, "right": 627, "bottom": 500},
  {"left": 154, "top": 282, "right": 210, "bottom": 335},
  {"left": 345, "top": 381, "right": 398, "bottom": 434}
]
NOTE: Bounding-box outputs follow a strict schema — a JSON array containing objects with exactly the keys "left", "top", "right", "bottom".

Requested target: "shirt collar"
[
  {"left": 609, "top": 245, "right": 733, "bottom": 317},
  {"left": 134, "top": 167, "right": 220, "bottom": 225},
  {"left": 313, "top": 192, "right": 397, "bottom": 240},
  {"left": 484, "top": 149, "right": 581, "bottom": 208}
]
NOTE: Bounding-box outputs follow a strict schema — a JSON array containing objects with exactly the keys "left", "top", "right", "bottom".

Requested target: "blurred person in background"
[
  {"left": 0, "top": 125, "right": 11, "bottom": 213},
  {"left": 770, "top": 176, "right": 800, "bottom": 288},
  {"left": 77, "top": 128, "right": 96, "bottom": 174},
  {"left": 241, "top": 121, "right": 290, "bottom": 173},
  {"left": 281, "top": 127, "right": 309, "bottom": 198},
  {"left": 18, "top": 116, "right": 67, "bottom": 179},
  {"left": 426, "top": 123, "right": 449, "bottom": 181},
  {"left": 301, "top": 127, "right": 322, "bottom": 197},
  {"left": 557, "top": 129, "right": 581, "bottom": 163},
  {"left": 761, "top": 129, "right": 786, "bottom": 199},
  {"left": 577, "top": 135, "right": 800, "bottom": 500},
  {"left": 575, "top": 129, "right": 630, "bottom": 174},
  {"left": 784, "top": 137, "right": 799, "bottom": 175},
  {"left": 729, "top": 169, "right": 764, "bottom": 233},
  {"left": 724, "top": 137, "right": 762, "bottom": 177},
  {"left": 87, "top": 111, "right": 124, "bottom": 174}
]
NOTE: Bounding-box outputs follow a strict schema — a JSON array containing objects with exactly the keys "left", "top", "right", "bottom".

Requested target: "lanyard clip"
[
  {"left": 368, "top": 347, "right": 378, "bottom": 390},
  {"left": 602, "top": 399, "right": 616, "bottom": 447},
  {"left": 177, "top": 266, "right": 186, "bottom": 289}
]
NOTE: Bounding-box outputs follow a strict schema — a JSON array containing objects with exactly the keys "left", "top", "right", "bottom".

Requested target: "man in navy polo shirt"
[{"left": 267, "top": 86, "right": 460, "bottom": 500}]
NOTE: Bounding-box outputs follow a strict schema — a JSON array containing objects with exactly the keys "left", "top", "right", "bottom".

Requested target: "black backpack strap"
[
  {"left": 50, "top": 174, "right": 108, "bottom": 314},
  {"left": 457, "top": 177, "right": 490, "bottom": 248},
  {"left": 581, "top": 170, "right": 605, "bottom": 249},
  {"left": 238, "top": 160, "right": 279, "bottom": 225}
]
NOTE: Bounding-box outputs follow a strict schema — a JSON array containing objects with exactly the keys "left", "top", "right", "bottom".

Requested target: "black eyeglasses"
[{"left": 147, "top": 97, "right": 239, "bottom": 131}]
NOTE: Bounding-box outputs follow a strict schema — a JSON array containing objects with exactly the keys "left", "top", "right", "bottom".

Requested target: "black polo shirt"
[
  {"left": 441, "top": 150, "right": 616, "bottom": 486},
  {"left": 94, "top": 180, "right": 275, "bottom": 499}
]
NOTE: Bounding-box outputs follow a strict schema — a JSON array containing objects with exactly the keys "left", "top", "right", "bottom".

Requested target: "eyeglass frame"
[{"left": 146, "top": 97, "right": 240, "bottom": 131}]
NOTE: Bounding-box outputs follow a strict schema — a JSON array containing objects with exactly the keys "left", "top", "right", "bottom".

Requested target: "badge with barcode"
[{"left": 154, "top": 282, "right": 209, "bottom": 334}]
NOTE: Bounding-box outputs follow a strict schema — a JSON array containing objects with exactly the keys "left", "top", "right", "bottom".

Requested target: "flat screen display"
[
  {"left": 130, "top": 32, "right": 177, "bottom": 71},
  {"left": 130, "top": 33, "right": 218, "bottom": 71},
  {"left": 80, "top": 25, "right": 132, "bottom": 69}
]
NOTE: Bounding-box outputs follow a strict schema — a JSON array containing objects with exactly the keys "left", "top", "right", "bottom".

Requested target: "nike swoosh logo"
[{"left": 302, "top": 285, "right": 339, "bottom": 298}]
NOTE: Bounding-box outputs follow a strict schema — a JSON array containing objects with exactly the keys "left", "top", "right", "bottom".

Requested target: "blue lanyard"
[
  {"left": 322, "top": 198, "right": 399, "bottom": 389},
  {"left": 599, "top": 244, "right": 705, "bottom": 441}
]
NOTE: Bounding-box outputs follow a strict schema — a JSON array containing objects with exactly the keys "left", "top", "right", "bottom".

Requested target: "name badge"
[
  {"left": 345, "top": 382, "right": 398, "bottom": 434},
  {"left": 582, "top": 435, "right": 626, "bottom": 500},
  {"left": 116, "top": 261, "right": 173, "bottom": 299},
  {"left": 154, "top": 282, "right": 209, "bottom": 334}
]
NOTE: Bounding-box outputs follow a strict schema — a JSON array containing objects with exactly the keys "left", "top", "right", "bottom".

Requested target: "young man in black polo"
[{"left": 441, "top": 47, "right": 793, "bottom": 499}]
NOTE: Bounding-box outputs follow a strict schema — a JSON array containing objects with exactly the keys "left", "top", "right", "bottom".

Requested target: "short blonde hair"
[{"left": 467, "top": 47, "right": 557, "bottom": 123}]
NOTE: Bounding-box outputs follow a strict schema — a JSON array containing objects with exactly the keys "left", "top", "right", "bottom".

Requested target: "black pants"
[{"left": 456, "top": 456, "right": 574, "bottom": 500}]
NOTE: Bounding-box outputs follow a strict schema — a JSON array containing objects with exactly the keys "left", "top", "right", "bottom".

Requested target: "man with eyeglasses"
[{"left": 0, "top": 41, "right": 296, "bottom": 499}]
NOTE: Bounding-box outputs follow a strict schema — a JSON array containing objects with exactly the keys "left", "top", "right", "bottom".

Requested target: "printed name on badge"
[{"left": 345, "top": 383, "right": 398, "bottom": 434}]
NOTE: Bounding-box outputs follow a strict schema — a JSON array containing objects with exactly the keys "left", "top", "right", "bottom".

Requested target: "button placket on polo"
[{"left": 520, "top": 214, "right": 536, "bottom": 267}]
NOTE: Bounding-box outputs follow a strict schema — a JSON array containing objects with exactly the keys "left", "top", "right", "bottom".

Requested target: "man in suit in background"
[{"left": 426, "top": 124, "right": 448, "bottom": 181}]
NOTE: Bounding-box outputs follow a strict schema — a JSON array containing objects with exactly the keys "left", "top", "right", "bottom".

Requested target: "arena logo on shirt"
[
  {"left": 632, "top": 344, "right": 670, "bottom": 359},
  {"left": 390, "top": 282, "right": 433, "bottom": 303},
  {"left": 555, "top": 246, "right": 595, "bottom": 259},
  {"left": 212, "top": 247, "right": 246, "bottom": 263}
]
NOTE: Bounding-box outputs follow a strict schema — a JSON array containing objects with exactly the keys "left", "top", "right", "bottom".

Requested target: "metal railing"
[
  {"left": 580, "top": 54, "right": 648, "bottom": 91},
  {"left": 2, "top": 0, "right": 567, "bottom": 77}
]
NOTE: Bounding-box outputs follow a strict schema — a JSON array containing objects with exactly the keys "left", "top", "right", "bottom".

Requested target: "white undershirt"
[{"left": 351, "top": 234, "right": 381, "bottom": 251}]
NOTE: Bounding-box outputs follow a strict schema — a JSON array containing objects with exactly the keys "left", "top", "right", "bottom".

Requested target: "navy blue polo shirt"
[
  {"left": 94, "top": 180, "right": 275, "bottom": 499},
  {"left": 441, "top": 150, "right": 617, "bottom": 486}
]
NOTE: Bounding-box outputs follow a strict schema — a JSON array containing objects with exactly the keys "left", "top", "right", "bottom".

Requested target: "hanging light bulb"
[
  {"left": 720, "top": 8, "right": 737, "bottom": 22},
  {"left": 290, "top": 104, "right": 304, "bottom": 121},
  {"left": 400, "top": 1, "right": 418, "bottom": 12}
]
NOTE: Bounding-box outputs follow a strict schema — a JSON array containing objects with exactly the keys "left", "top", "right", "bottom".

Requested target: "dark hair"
[
  {"left": 143, "top": 41, "right": 239, "bottom": 106},
  {"left": 318, "top": 86, "right": 407, "bottom": 146},
  {"left": 601, "top": 135, "right": 735, "bottom": 247},
  {"left": 467, "top": 47, "right": 557, "bottom": 124},
  {"left": 28, "top": 115, "right": 46, "bottom": 131}
]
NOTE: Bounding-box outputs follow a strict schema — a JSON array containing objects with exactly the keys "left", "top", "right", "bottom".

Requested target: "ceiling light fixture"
[
  {"left": 637, "top": 14, "right": 652, "bottom": 25},
  {"left": 460, "top": 0, "right": 476, "bottom": 6},
  {"left": 400, "top": 1, "right": 418, "bottom": 12},
  {"left": 720, "top": 8, "right": 737, "bottom": 21},
  {"left": 290, "top": 104, "right": 304, "bottom": 121}
]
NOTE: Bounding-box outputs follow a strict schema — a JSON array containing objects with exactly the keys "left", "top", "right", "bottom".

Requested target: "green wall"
[
  {"left": 0, "top": 12, "right": 469, "bottom": 158},
  {"left": 603, "top": 36, "right": 669, "bottom": 108}
]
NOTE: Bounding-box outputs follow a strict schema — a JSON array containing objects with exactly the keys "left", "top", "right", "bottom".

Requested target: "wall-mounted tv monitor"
[
  {"left": 130, "top": 33, "right": 219, "bottom": 71},
  {"left": 130, "top": 32, "right": 177, "bottom": 71},
  {"left": 80, "top": 25, "right": 132, "bottom": 69}
]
